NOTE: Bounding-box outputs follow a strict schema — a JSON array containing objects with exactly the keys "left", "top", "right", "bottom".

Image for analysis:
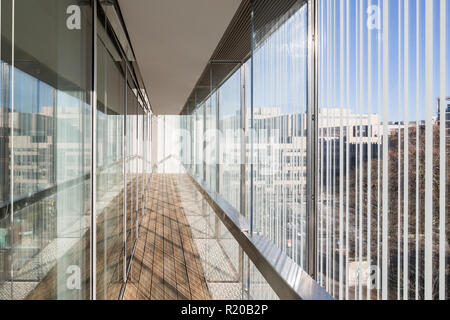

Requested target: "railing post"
[
  {"left": 216, "top": 87, "right": 220, "bottom": 194},
  {"left": 90, "top": 0, "right": 98, "bottom": 300},
  {"left": 123, "top": 59, "right": 128, "bottom": 284}
]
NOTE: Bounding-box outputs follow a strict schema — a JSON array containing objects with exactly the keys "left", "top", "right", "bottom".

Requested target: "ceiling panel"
[{"left": 117, "top": 0, "right": 241, "bottom": 115}]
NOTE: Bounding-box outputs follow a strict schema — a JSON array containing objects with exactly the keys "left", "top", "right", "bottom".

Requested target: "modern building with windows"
[{"left": 0, "top": 0, "right": 448, "bottom": 301}]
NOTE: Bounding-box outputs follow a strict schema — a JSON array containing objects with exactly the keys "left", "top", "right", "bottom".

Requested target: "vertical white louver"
[{"left": 317, "top": 0, "right": 448, "bottom": 300}]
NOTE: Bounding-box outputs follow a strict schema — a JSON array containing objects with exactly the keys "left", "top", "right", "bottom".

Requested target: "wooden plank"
[{"left": 121, "top": 174, "right": 211, "bottom": 300}]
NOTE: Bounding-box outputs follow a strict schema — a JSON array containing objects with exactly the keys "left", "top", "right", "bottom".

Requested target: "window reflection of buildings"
[
  {"left": 249, "top": 107, "right": 382, "bottom": 197},
  {"left": 246, "top": 107, "right": 382, "bottom": 260},
  {"left": 1, "top": 66, "right": 90, "bottom": 277},
  {"left": 13, "top": 106, "right": 55, "bottom": 196},
  {"left": 437, "top": 97, "right": 450, "bottom": 144}
]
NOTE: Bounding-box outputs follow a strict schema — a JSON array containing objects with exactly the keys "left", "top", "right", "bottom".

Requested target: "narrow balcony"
[{"left": 0, "top": 0, "right": 448, "bottom": 301}]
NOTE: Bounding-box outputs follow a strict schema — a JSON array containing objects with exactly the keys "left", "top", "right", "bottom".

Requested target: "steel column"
[
  {"left": 306, "top": 0, "right": 318, "bottom": 280},
  {"left": 90, "top": 0, "right": 98, "bottom": 300}
]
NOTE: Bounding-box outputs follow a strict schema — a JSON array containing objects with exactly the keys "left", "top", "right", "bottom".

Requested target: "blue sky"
[
  {"left": 8, "top": 0, "right": 449, "bottom": 125},
  {"left": 248, "top": 0, "right": 450, "bottom": 122}
]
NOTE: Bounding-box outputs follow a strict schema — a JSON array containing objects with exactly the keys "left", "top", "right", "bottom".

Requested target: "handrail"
[{"left": 188, "top": 173, "right": 333, "bottom": 300}]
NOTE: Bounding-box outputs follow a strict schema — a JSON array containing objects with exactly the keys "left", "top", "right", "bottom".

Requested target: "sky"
[
  {"left": 248, "top": 0, "right": 450, "bottom": 122},
  {"left": 4, "top": 0, "right": 450, "bottom": 125}
]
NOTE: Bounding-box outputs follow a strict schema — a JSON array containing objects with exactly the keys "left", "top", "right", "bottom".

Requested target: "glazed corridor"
[{"left": 0, "top": 0, "right": 449, "bottom": 301}]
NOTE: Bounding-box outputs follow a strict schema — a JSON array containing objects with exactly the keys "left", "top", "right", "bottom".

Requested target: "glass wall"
[
  {"left": 179, "top": 2, "right": 309, "bottom": 300},
  {"left": 219, "top": 70, "right": 241, "bottom": 211},
  {"left": 205, "top": 94, "right": 218, "bottom": 191},
  {"left": 195, "top": 104, "right": 204, "bottom": 181},
  {"left": 178, "top": 0, "right": 448, "bottom": 301},
  {"left": 252, "top": 3, "right": 308, "bottom": 267},
  {"left": 0, "top": 0, "right": 152, "bottom": 300},
  {"left": 0, "top": 0, "right": 93, "bottom": 300}
]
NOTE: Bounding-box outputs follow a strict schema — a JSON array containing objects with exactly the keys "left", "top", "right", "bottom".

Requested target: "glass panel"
[
  {"left": 219, "top": 70, "right": 241, "bottom": 211},
  {"left": 195, "top": 104, "right": 204, "bottom": 181},
  {"left": 247, "top": 1, "right": 309, "bottom": 297},
  {"left": 0, "top": 0, "right": 93, "bottom": 300},
  {"left": 205, "top": 94, "right": 218, "bottom": 191},
  {"left": 96, "top": 14, "right": 125, "bottom": 300},
  {"left": 190, "top": 111, "right": 195, "bottom": 175},
  {"left": 205, "top": 98, "right": 211, "bottom": 189},
  {"left": 125, "top": 81, "right": 135, "bottom": 274}
]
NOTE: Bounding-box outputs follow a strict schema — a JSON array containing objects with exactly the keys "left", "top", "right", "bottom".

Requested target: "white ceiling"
[{"left": 118, "top": 0, "right": 241, "bottom": 115}]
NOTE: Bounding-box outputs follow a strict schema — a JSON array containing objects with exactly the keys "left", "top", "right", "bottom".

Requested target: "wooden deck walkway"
[{"left": 123, "top": 174, "right": 211, "bottom": 300}]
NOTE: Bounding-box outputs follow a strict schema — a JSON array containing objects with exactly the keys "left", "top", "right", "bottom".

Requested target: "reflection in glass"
[
  {"left": 317, "top": 0, "right": 449, "bottom": 300},
  {"left": 96, "top": 16, "right": 126, "bottom": 299},
  {"left": 219, "top": 70, "right": 241, "bottom": 211},
  {"left": 0, "top": 0, "right": 93, "bottom": 300}
]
